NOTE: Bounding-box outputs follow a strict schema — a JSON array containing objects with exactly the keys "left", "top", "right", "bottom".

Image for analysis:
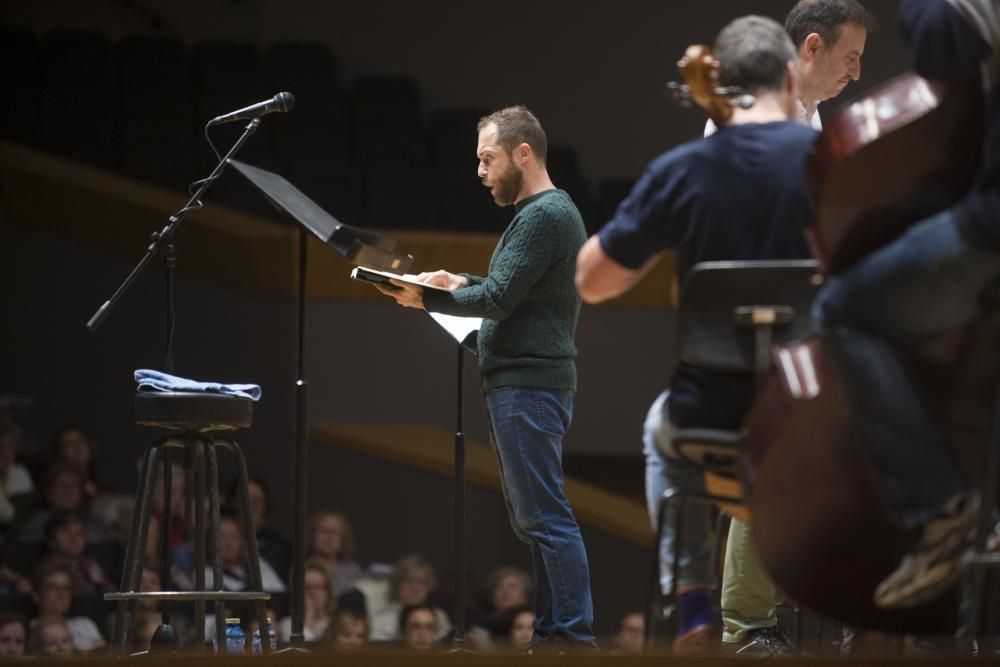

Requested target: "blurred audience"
[
  {"left": 44, "top": 513, "right": 112, "bottom": 595},
  {"left": 400, "top": 604, "right": 438, "bottom": 651},
  {"left": 228, "top": 477, "right": 291, "bottom": 586},
  {"left": 30, "top": 560, "right": 106, "bottom": 653},
  {"left": 203, "top": 509, "right": 285, "bottom": 593},
  {"left": 507, "top": 605, "right": 536, "bottom": 651},
  {"left": 30, "top": 616, "right": 75, "bottom": 657},
  {"left": 611, "top": 611, "right": 646, "bottom": 654},
  {"left": 369, "top": 554, "right": 450, "bottom": 642},
  {"left": 306, "top": 511, "right": 363, "bottom": 596},
  {"left": 326, "top": 608, "right": 368, "bottom": 652},
  {"left": 0, "top": 612, "right": 29, "bottom": 658},
  {"left": 277, "top": 559, "right": 334, "bottom": 642},
  {"left": 17, "top": 463, "right": 111, "bottom": 544},
  {"left": 0, "top": 417, "right": 34, "bottom": 532}
]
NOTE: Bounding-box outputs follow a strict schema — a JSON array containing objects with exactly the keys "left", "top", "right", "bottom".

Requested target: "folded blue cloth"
[{"left": 134, "top": 369, "right": 261, "bottom": 401}]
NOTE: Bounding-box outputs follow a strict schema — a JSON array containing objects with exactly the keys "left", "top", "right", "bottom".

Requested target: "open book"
[{"left": 350, "top": 266, "right": 450, "bottom": 292}]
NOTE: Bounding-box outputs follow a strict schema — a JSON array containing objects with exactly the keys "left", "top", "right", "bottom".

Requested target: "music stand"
[
  {"left": 426, "top": 313, "right": 479, "bottom": 648},
  {"left": 228, "top": 159, "right": 413, "bottom": 648}
]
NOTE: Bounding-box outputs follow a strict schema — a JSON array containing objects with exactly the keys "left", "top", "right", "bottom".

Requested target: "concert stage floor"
[{"left": 86, "top": 650, "right": 990, "bottom": 665}]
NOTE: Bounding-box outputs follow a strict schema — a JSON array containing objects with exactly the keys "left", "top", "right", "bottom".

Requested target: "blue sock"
[{"left": 677, "top": 588, "right": 713, "bottom": 636}]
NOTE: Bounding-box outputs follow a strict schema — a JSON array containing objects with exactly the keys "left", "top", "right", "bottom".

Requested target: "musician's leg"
[
  {"left": 643, "top": 391, "right": 713, "bottom": 595},
  {"left": 813, "top": 209, "right": 1000, "bottom": 608},
  {"left": 720, "top": 518, "right": 789, "bottom": 655},
  {"left": 813, "top": 210, "right": 998, "bottom": 525},
  {"left": 642, "top": 390, "right": 714, "bottom": 649}
]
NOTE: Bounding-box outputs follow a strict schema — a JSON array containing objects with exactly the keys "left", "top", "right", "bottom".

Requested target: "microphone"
[{"left": 207, "top": 92, "right": 295, "bottom": 126}]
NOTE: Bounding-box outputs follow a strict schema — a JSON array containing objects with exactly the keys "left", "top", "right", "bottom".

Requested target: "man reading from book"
[{"left": 372, "top": 106, "right": 596, "bottom": 652}]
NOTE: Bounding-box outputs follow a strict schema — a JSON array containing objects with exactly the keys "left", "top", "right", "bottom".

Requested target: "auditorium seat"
[
  {"left": 427, "top": 108, "right": 488, "bottom": 170},
  {"left": 596, "top": 178, "right": 636, "bottom": 232}
]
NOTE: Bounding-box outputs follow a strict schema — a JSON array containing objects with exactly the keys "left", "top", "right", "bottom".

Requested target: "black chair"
[
  {"left": 107, "top": 392, "right": 270, "bottom": 655},
  {"left": 648, "top": 259, "right": 821, "bottom": 647}
]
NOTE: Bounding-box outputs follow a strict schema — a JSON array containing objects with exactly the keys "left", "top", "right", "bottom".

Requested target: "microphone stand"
[{"left": 87, "top": 117, "right": 262, "bottom": 652}]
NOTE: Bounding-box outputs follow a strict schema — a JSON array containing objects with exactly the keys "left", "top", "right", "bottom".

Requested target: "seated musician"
[
  {"left": 575, "top": 14, "right": 818, "bottom": 653},
  {"left": 811, "top": 0, "right": 1000, "bottom": 610}
]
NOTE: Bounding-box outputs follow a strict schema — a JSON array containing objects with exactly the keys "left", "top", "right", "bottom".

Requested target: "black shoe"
[{"left": 725, "top": 625, "right": 795, "bottom": 657}]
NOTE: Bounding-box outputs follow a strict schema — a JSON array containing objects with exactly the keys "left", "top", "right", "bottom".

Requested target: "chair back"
[{"left": 677, "top": 260, "right": 821, "bottom": 377}]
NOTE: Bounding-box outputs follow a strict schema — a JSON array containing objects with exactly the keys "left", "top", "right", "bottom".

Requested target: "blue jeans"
[
  {"left": 485, "top": 386, "right": 596, "bottom": 644},
  {"left": 812, "top": 210, "right": 1000, "bottom": 527},
  {"left": 643, "top": 390, "right": 713, "bottom": 593}
]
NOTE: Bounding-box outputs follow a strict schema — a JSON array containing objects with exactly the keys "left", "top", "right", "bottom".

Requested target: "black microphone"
[{"left": 207, "top": 92, "right": 295, "bottom": 126}]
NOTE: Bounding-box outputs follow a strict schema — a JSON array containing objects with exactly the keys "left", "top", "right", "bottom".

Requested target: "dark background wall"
[
  {"left": 2, "top": 0, "right": 908, "bottom": 184},
  {"left": 1, "top": 0, "right": 911, "bottom": 636}
]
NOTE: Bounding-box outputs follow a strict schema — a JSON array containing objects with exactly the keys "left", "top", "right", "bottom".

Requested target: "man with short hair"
[
  {"left": 575, "top": 11, "right": 827, "bottom": 657},
  {"left": 374, "top": 106, "right": 595, "bottom": 651},
  {"left": 635, "top": 0, "right": 875, "bottom": 656}
]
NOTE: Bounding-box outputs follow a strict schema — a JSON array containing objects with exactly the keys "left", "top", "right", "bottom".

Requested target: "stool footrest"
[{"left": 105, "top": 590, "right": 271, "bottom": 601}]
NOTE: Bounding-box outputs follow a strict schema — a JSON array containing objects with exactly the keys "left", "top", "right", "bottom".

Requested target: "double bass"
[{"left": 739, "top": 73, "right": 997, "bottom": 633}]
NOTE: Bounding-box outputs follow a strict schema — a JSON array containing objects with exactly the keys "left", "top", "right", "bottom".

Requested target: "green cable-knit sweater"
[{"left": 423, "top": 188, "right": 587, "bottom": 391}]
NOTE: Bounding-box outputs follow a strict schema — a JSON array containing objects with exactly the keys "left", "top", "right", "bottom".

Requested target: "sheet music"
[
  {"left": 350, "top": 266, "right": 449, "bottom": 292},
  {"left": 428, "top": 312, "right": 482, "bottom": 346}
]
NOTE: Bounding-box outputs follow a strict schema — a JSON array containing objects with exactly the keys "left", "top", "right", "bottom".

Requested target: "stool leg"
[
  {"left": 218, "top": 437, "right": 269, "bottom": 650},
  {"left": 113, "top": 443, "right": 163, "bottom": 655},
  {"left": 160, "top": 444, "right": 173, "bottom": 628},
  {"left": 193, "top": 440, "right": 207, "bottom": 649},
  {"left": 645, "top": 494, "right": 669, "bottom": 647},
  {"left": 205, "top": 439, "right": 226, "bottom": 651}
]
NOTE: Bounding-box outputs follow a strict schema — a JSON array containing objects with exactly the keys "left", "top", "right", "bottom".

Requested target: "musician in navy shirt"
[{"left": 577, "top": 14, "right": 818, "bottom": 654}]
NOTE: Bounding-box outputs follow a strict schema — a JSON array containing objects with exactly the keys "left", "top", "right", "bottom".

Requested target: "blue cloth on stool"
[{"left": 134, "top": 369, "right": 262, "bottom": 401}]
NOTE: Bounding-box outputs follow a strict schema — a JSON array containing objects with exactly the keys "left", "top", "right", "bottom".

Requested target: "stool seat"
[{"left": 135, "top": 392, "right": 252, "bottom": 432}]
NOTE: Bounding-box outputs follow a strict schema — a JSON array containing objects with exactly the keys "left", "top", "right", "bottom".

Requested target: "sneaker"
[
  {"left": 874, "top": 493, "right": 980, "bottom": 609},
  {"left": 724, "top": 625, "right": 795, "bottom": 657}
]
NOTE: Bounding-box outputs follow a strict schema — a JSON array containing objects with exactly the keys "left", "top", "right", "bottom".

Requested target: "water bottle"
[
  {"left": 251, "top": 617, "right": 278, "bottom": 654},
  {"left": 224, "top": 618, "right": 245, "bottom": 655}
]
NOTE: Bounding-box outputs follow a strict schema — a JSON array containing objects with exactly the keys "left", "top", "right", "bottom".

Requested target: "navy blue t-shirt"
[{"left": 598, "top": 120, "right": 817, "bottom": 428}]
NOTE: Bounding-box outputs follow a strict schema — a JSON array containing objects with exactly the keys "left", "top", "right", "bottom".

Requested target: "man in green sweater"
[{"left": 375, "top": 106, "right": 595, "bottom": 651}]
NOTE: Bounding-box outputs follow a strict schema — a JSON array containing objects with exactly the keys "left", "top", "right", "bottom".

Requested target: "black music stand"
[
  {"left": 426, "top": 313, "right": 480, "bottom": 648},
  {"left": 227, "top": 159, "right": 413, "bottom": 649}
]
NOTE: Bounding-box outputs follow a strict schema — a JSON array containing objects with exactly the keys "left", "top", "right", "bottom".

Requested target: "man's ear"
[
  {"left": 802, "top": 32, "right": 823, "bottom": 60},
  {"left": 515, "top": 142, "right": 532, "bottom": 164}
]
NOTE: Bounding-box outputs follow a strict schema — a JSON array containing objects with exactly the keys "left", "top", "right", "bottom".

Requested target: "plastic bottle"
[
  {"left": 224, "top": 617, "right": 245, "bottom": 655},
  {"left": 251, "top": 617, "right": 278, "bottom": 654}
]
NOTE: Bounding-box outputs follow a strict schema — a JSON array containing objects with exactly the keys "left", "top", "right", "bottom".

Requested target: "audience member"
[
  {"left": 50, "top": 426, "right": 103, "bottom": 500},
  {"left": 227, "top": 476, "right": 291, "bottom": 586},
  {"left": 277, "top": 559, "right": 335, "bottom": 642},
  {"left": 507, "top": 605, "right": 536, "bottom": 651},
  {"left": 30, "top": 560, "right": 106, "bottom": 652},
  {"left": 326, "top": 608, "right": 368, "bottom": 652},
  {"left": 203, "top": 509, "right": 285, "bottom": 593},
  {"left": 468, "top": 565, "right": 533, "bottom": 648},
  {"left": 306, "top": 511, "right": 363, "bottom": 596},
  {"left": 30, "top": 616, "right": 74, "bottom": 657},
  {"left": 0, "top": 612, "right": 29, "bottom": 658},
  {"left": 369, "top": 554, "right": 451, "bottom": 642},
  {"left": 17, "top": 463, "right": 111, "bottom": 543},
  {"left": 45, "top": 513, "right": 112, "bottom": 595},
  {"left": 400, "top": 604, "right": 438, "bottom": 651},
  {"left": 611, "top": 611, "right": 646, "bottom": 654},
  {"left": 0, "top": 417, "right": 34, "bottom": 531}
]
